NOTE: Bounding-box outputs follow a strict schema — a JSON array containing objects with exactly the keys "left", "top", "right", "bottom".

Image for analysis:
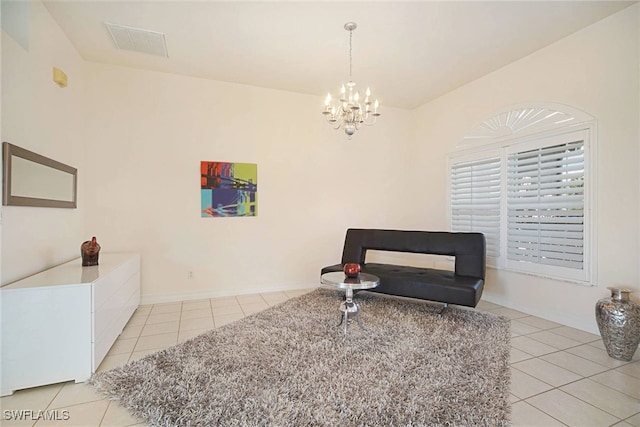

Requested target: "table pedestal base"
[{"left": 337, "top": 288, "right": 364, "bottom": 335}]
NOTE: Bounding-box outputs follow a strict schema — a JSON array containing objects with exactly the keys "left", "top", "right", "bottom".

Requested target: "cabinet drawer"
[
  {"left": 93, "top": 272, "right": 140, "bottom": 368},
  {"left": 93, "top": 257, "right": 137, "bottom": 313}
]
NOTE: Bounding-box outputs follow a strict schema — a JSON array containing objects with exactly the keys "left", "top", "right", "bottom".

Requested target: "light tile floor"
[{"left": 1, "top": 288, "right": 639, "bottom": 426}]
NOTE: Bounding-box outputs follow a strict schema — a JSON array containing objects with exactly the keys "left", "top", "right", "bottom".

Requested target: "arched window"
[{"left": 448, "top": 104, "right": 596, "bottom": 284}]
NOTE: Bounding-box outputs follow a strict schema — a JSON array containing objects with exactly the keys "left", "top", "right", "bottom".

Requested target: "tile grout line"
[
  {"left": 510, "top": 332, "right": 639, "bottom": 424},
  {"left": 513, "top": 379, "right": 621, "bottom": 425},
  {"left": 517, "top": 400, "right": 570, "bottom": 426},
  {"left": 98, "top": 400, "right": 110, "bottom": 427},
  {"left": 507, "top": 313, "right": 639, "bottom": 425},
  {"left": 127, "top": 306, "right": 151, "bottom": 363}
]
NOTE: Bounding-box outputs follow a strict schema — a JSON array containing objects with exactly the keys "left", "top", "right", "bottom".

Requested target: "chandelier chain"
[{"left": 349, "top": 28, "right": 353, "bottom": 78}]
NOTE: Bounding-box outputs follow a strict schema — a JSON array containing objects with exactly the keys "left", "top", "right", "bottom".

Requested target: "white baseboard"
[
  {"left": 481, "top": 292, "right": 600, "bottom": 336},
  {"left": 140, "top": 281, "right": 319, "bottom": 305}
]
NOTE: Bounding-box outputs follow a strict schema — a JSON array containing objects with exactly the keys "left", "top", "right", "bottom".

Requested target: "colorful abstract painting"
[{"left": 200, "top": 162, "right": 257, "bottom": 217}]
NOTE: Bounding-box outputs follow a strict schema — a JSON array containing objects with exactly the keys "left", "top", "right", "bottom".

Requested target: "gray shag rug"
[{"left": 91, "top": 288, "right": 511, "bottom": 426}]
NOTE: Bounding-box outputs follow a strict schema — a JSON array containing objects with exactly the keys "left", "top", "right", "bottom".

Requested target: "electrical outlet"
[{"left": 188, "top": 271, "right": 193, "bottom": 279}]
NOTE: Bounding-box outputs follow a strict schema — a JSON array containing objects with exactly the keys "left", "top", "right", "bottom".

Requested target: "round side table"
[{"left": 320, "top": 271, "right": 380, "bottom": 335}]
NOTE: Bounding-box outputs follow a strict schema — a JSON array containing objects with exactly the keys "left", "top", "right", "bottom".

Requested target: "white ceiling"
[{"left": 43, "top": 1, "right": 635, "bottom": 109}]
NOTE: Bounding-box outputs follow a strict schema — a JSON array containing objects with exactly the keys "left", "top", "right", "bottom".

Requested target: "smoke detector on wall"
[{"left": 104, "top": 22, "right": 168, "bottom": 57}]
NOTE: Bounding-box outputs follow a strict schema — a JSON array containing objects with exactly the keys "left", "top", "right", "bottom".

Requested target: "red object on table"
[{"left": 343, "top": 263, "right": 361, "bottom": 278}]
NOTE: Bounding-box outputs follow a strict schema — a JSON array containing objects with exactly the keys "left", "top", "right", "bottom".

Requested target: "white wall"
[
  {"left": 83, "top": 63, "right": 414, "bottom": 303},
  {"left": 1, "top": 1, "right": 86, "bottom": 284},
  {"left": 3, "top": 2, "right": 639, "bottom": 336},
  {"left": 412, "top": 4, "right": 640, "bottom": 333}
]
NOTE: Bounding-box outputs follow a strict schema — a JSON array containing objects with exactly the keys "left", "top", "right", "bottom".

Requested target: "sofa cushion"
[{"left": 321, "top": 262, "right": 484, "bottom": 307}]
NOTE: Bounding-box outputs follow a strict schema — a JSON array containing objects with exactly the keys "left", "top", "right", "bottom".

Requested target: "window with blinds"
[
  {"left": 506, "top": 137, "right": 586, "bottom": 280},
  {"left": 449, "top": 129, "right": 591, "bottom": 282},
  {"left": 450, "top": 157, "right": 501, "bottom": 263}
]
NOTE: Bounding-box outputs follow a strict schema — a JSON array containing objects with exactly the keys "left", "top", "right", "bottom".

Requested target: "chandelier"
[{"left": 322, "top": 22, "right": 380, "bottom": 139}]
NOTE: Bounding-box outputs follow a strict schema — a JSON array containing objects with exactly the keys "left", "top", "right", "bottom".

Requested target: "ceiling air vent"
[{"left": 104, "top": 22, "right": 168, "bottom": 57}]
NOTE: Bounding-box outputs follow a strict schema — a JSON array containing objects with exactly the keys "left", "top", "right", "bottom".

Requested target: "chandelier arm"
[
  {"left": 360, "top": 115, "right": 378, "bottom": 126},
  {"left": 325, "top": 114, "right": 344, "bottom": 130}
]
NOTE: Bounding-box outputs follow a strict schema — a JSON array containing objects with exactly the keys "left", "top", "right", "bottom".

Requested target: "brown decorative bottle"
[
  {"left": 81, "top": 236, "right": 101, "bottom": 267},
  {"left": 595, "top": 287, "right": 640, "bottom": 361}
]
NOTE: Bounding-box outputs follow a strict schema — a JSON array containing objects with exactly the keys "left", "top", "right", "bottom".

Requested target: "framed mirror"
[{"left": 2, "top": 142, "right": 77, "bottom": 208}]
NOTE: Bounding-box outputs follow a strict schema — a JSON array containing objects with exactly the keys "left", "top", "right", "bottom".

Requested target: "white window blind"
[
  {"left": 452, "top": 105, "right": 594, "bottom": 284},
  {"left": 450, "top": 156, "right": 501, "bottom": 261},
  {"left": 449, "top": 128, "right": 591, "bottom": 282},
  {"left": 506, "top": 139, "right": 585, "bottom": 278}
]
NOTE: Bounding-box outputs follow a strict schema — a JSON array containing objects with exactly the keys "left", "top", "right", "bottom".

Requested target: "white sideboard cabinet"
[{"left": 1, "top": 253, "right": 140, "bottom": 396}]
